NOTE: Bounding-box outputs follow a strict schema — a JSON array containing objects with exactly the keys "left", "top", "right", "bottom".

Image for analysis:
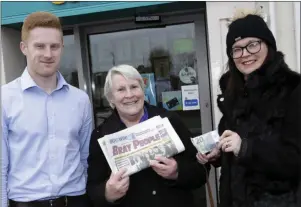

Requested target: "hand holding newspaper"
[
  {"left": 98, "top": 116, "right": 185, "bottom": 177},
  {"left": 191, "top": 130, "right": 220, "bottom": 154}
]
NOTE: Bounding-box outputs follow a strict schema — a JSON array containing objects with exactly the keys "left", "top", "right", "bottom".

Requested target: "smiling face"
[
  {"left": 110, "top": 73, "right": 145, "bottom": 119},
  {"left": 20, "top": 27, "right": 63, "bottom": 78},
  {"left": 232, "top": 37, "right": 268, "bottom": 75}
]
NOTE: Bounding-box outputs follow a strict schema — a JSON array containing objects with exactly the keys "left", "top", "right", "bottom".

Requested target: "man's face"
[{"left": 20, "top": 27, "right": 63, "bottom": 78}]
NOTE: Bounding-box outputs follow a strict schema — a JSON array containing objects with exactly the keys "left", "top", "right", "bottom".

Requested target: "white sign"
[
  {"left": 179, "top": 67, "right": 196, "bottom": 84},
  {"left": 181, "top": 85, "right": 200, "bottom": 111}
]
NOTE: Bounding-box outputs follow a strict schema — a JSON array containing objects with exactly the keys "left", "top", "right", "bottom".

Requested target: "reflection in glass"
[
  {"left": 60, "top": 34, "right": 79, "bottom": 88},
  {"left": 88, "top": 23, "right": 202, "bottom": 134}
]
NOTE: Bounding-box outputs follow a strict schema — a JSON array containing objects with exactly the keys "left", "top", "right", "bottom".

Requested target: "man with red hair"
[{"left": 1, "top": 12, "right": 92, "bottom": 207}]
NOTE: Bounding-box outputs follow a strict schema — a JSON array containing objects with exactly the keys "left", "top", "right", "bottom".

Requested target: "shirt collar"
[
  {"left": 56, "top": 71, "right": 69, "bottom": 91},
  {"left": 21, "top": 67, "right": 69, "bottom": 91}
]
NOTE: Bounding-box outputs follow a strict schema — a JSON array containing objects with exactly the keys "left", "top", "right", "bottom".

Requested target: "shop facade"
[{"left": 1, "top": 1, "right": 300, "bottom": 206}]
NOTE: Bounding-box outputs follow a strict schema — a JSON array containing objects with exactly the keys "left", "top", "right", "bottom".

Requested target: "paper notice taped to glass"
[{"left": 191, "top": 130, "right": 220, "bottom": 154}]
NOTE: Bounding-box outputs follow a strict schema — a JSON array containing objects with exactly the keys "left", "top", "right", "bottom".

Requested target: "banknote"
[{"left": 191, "top": 130, "right": 220, "bottom": 154}]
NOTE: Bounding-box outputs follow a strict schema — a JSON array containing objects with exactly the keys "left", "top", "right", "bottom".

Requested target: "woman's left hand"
[
  {"left": 217, "top": 130, "right": 242, "bottom": 156},
  {"left": 150, "top": 156, "right": 178, "bottom": 180}
]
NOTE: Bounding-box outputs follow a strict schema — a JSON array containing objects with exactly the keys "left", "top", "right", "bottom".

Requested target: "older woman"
[
  {"left": 87, "top": 64, "right": 210, "bottom": 207},
  {"left": 197, "top": 11, "right": 300, "bottom": 207}
]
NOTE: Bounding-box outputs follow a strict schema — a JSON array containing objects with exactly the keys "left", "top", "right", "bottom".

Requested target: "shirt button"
[{"left": 152, "top": 190, "right": 156, "bottom": 195}]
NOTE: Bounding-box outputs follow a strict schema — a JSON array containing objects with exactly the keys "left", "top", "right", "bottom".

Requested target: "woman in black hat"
[{"left": 197, "top": 11, "right": 300, "bottom": 207}]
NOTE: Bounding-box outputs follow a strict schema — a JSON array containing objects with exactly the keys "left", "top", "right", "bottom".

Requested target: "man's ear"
[{"left": 20, "top": 41, "right": 27, "bottom": 56}]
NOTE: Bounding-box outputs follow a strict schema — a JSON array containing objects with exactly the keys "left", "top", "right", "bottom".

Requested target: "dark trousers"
[{"left": 9, "top": 194, "right": 91, "bottom": 207}]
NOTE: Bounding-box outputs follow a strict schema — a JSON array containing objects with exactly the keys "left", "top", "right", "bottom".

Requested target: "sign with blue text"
[{"left": 181, "top": 85, "right": 200, "bottom": 111}]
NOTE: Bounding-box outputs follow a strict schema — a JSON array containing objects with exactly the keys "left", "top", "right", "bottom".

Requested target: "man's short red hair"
[{"left": 21, "top": 11, "right": 63, "bottom": 41}]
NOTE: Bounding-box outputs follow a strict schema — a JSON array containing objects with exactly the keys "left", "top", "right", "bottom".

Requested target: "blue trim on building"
[{"left": 1, "top": 1, "right": 171, "bottom": 25}]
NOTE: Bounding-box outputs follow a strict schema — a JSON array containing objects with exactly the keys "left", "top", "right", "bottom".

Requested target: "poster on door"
[
  {"left": 141, "top": 73, "right": 157, "bottom": 106},
  {"left": 181, "top": 85, "right": 200, "bottom": 111},
  {"left": 162, "top": 91, "right": 182, "bottom": 111}
]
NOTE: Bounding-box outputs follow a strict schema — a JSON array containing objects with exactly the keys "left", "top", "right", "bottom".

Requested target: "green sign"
[{"left": 173, "top": 38, "right": 194, "bottom": 54}]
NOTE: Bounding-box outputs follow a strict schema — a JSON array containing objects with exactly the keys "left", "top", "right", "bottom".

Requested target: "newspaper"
[
  {"left": 191, "top": 130, "right": 220, "bottom": 154},
  {"left": 98, "top": 116, "right": 185, "bottom": 176}
]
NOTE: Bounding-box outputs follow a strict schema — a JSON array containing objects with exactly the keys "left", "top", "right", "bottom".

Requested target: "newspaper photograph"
[
  {"left": 191, "top": 130, "right": 220, "bottom": 154},
  {"left": 98, "top": 116, "right": 185, "bottom": 176}
]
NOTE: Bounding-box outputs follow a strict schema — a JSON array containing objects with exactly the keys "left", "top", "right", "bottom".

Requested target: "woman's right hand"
[
  {"left": 105, "top": 168, "right": 130, "bottom": 202},
  {"left": 196, "top": 147, "right": 221, "bottom": 164}
]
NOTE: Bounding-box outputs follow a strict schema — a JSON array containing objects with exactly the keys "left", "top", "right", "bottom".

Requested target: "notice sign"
[
  {"left": 135, "top": 16, "right": 161, "bottom": 23},
  {"left": 181, "top": 85, "right": 200, "bottom": 111}
]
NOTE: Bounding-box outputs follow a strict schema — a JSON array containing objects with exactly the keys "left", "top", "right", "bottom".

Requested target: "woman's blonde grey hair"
[{"left": 104, "top": 64, "right": 145, "bottom": 108}]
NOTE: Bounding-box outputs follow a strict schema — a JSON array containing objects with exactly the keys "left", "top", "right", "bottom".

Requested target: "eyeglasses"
[{"left": 231, "top": 40, "right": 262, "bottom": 59}]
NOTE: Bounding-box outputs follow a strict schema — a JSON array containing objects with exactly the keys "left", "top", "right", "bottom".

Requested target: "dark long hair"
[{"left": 224, "top": 44, "right": 277, "bottom": 103}]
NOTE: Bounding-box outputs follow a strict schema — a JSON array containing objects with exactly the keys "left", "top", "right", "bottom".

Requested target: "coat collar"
[{"left": 99, "top": 102, "right": 165, "bottom": 132}]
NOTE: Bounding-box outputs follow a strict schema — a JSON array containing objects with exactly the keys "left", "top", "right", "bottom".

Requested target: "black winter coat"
[
  {"left": 86, "top": 103, "right": 210, "bottom": 207},
  {"left": 287, "top": 83, "right": 301, "bottom": 206},
  {"left": 216, "top": 52, "right": 300, "bottom": 207}
]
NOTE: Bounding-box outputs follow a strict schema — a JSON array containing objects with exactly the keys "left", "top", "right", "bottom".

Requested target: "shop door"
[
  {"left": 83, "top": 11, "right": 215, "bottom": 206},
  {"left": 84, "top": 12, "right": 212, "bottom": 137}
]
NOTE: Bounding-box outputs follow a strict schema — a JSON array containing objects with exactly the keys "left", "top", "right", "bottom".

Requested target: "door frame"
[{"left": 75, "top": 7, "right": 218, "bottom": 206}]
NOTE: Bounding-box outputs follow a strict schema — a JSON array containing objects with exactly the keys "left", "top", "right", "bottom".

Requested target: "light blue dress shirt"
[{"left": 1, "top": 68, "right": 93, "bottom": 206}]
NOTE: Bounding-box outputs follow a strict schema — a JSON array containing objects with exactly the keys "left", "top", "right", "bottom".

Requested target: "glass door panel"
[{"left": 88, "top": 23, "right": 202, "bottom": 135}]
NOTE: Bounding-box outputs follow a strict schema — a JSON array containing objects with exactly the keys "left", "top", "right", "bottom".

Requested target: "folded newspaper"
[
  {"left": 191, "top": 130, "right": 220, "bottom": 154},
  {"left": 98, "top": 116, "right": 185, "bottom": 176}
]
